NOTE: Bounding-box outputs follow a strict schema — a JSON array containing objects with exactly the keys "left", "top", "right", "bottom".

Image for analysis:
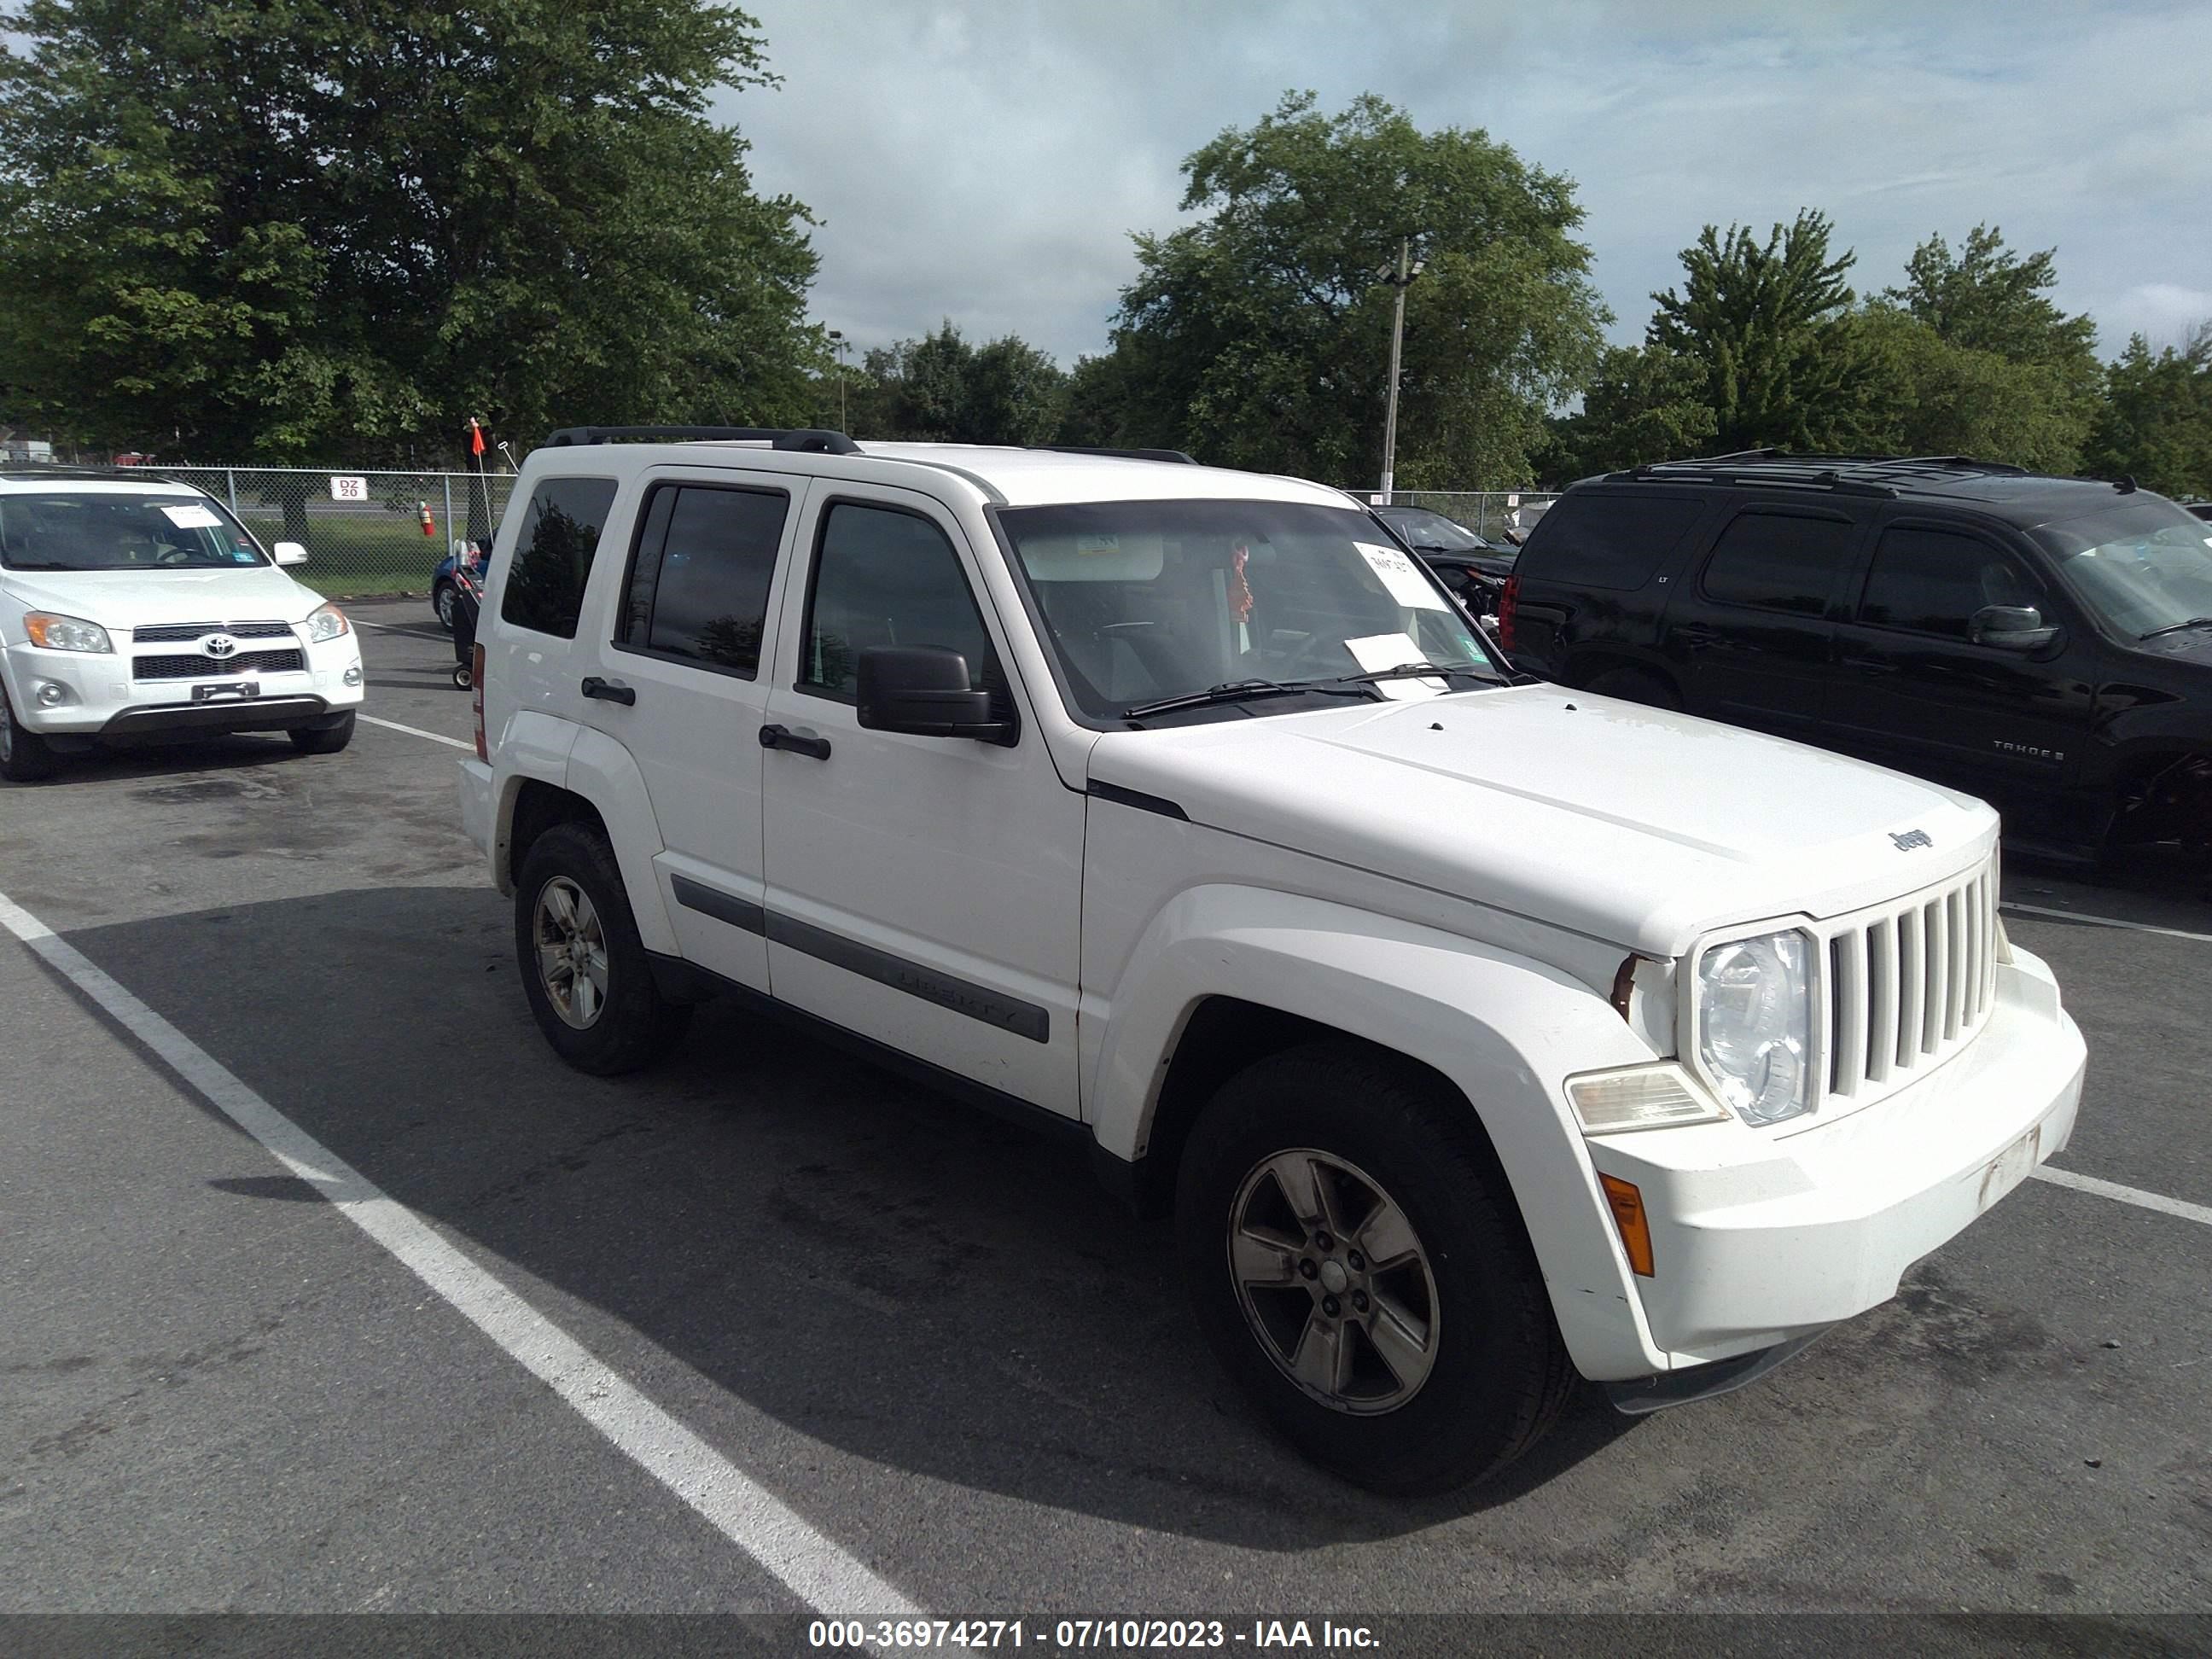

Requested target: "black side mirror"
[
  {"left": 856, "top": 646, "right": 1016, "bottom": 744},
  {"left": 1969, "top": 605, "right": 2062, "bottom": 653}
]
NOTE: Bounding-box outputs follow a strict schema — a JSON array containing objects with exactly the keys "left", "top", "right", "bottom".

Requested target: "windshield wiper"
[
  {"left": 2140, "top": 616, "right": 2212, "bottom": 640},
  {"left": 1121, "top": 678, "right": 1374, "bottom": 720},
  {"left": 1333, "top": 659, "right": 1503, "bottom": 687}
]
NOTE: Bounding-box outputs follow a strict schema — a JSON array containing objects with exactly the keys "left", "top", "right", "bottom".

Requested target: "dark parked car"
[
  {"left": 1372, "top": 504, "right": 1516, "bottom": 614},
  {"left": 2187, "top": 502, "right": 2212, "bottom": 523},
  {"left": 429, "top": 538, "right": 489, "bottom": 631},
  {"left": 1500, "top": 452, "right": 2212, "bottom": 861}
]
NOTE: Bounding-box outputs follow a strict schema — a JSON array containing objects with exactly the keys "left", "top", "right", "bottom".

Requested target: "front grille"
[
  {"left": 1824, "top": 853, "right": 2000, "bottom": 1103},
  {"left": 132, "top": 619, "right": 294, "bottom": 643},
  {"left": 133, "top": 649, "right": 306, "bottom": 681}
]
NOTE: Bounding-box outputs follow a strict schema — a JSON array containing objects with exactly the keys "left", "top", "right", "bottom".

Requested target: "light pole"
[
  {"left": 1378, "top": 237, "right": 1424, "bottom": 504},
  {"left": 828, "top": 329, "right": 851, "bottom": 432}
]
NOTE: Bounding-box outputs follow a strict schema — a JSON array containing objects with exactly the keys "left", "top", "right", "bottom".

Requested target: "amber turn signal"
[{"left": 1598, "top": 1174, "right": 1655, "bottom": 1278}]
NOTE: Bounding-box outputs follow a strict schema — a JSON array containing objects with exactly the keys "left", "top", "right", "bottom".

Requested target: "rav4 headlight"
[
  {"left": 23, "top": 612, "right": 113, "bottom": 653},
  {"left": 303, "top": 602, "right": 350, "bottom": 643},
  {"left": 1694, "top": 929, "right": 1813, "bottom": 1126}
]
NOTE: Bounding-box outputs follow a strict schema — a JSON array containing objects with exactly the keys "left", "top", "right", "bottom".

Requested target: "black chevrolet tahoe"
[{"left": 1499, "top": 452, "right": 2212, "bottom": 862}]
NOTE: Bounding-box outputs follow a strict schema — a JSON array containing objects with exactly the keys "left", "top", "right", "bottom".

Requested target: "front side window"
[
  {"left": 800, "top": 503, "right": 993, "bottom": 701},
  {"left": 619, "top": 484, "right": 788, "bottom": 676},
  {"left": 999, "top": 498, "right": 1495, "bottom": 721},
  {"left": 2032, "top": 499, "right": 2212, "bottom": 638},
  {"left": 1700, "top": 510, "right": 1857, "bottom": 615},
  {"left": 0, "top": 492, "right": 266, "bottom": 571},
  {"left": 1858, "top": 526, "right": 2043, "bottom": 640},
  {"left": 500, "top": 476, "right": 618, "bottom": 639}
]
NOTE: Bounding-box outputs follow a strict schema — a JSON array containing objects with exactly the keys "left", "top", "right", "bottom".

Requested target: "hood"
[
  {"left": 2, "top": 565, "right": 320, "bottom": 629},
  {"left": 1087, "top": 685, "right": 1997, "bottom": 958}
]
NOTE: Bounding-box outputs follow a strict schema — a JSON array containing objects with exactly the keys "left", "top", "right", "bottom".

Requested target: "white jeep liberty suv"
[{"left": 457, "top": 426, "right": 2086, "bottom": 1494}]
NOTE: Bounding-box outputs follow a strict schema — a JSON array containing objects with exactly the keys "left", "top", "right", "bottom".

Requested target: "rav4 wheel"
[
  {"left": 0, "top": 683, "right": 62, "bottom": 783},
  {"left": 288, "top": 712, "right": 355, "bottom": 754},
  {"left": 515, "top": 822, "right": 691, "bottom": 1074},
  {"left": 1175, "top": 1042, "right": 1572, "bottom": 1495}
]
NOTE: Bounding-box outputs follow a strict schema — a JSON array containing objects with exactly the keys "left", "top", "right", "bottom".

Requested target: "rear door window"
[
  {"left": 1699, "top": 509, "right": 1858, "bottom": 615},
  {"left": 1857, "top": 526, "right": 2045, "bottom": 640},
  {"left": 499, "top": 476, "right": 618, "bottom": 639},
  {"left": 617, "top": 484, "right": 789, "bottom": 676},
  {"left": 1522, "top": 492, "right": 1704, "bottom": 591}
]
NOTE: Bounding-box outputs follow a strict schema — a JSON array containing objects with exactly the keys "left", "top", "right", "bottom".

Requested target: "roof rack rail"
[
  {"left": 1035, "top": 445, "right": 1197, "bottom": 465},
  {"left": 544, "top": 426, "right": 862, "bottom": 454}
]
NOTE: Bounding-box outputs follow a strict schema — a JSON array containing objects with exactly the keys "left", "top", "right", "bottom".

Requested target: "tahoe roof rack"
[
  {"left": 1609, "top": 451, "right": 2041, "bottom": 500},
  {"left": 544, "top": 426, "right": 862, "bottom": 454},
  {"left": 1035, "top": 445, "right": 1197, "bottom": 464}
]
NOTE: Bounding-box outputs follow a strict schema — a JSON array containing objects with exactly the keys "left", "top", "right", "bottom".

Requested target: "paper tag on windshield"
[
  {"left": 160, "top": 504, "right": 224, "bottom": 529},
  {"left": 1346, "top": 632, "right": 1446, "bottom": 699},
  {"left": 1076, "top": 533, "right": 1120, "bottom": 556},
  {"left": 1355, "top": 541, "right": 1447, "bottom": 609}
]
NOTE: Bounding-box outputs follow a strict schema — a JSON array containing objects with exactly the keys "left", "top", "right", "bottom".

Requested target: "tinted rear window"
[
  {"left": 618, "top": 484, "right": 788, "bottom": 675},
  {"left": 1700, "top": 510, "right": 1859, "bottom": 615},
  {"left": 500, "top": 476, "right": 618, "bottom": 639},
  {"left": 1520, "top": 492, "right": 1704, "bottom": 591}
]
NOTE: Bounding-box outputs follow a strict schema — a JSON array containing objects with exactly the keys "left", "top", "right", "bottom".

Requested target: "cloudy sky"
[{"left": 724, "top": 0, "right": 2211, "bottom": 368}]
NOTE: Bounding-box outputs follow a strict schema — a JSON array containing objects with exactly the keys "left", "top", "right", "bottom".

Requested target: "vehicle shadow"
[
  {"left": 55, "top": 884, "right": 1636, "bottom": 1550},
  {"left": 9, "top": 731, "right": 322, "bottom": 788}
]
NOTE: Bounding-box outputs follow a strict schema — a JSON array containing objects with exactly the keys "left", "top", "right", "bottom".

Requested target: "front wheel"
[
  {"left": 1175, "top": 1042, "right": 1572, "bottom": 1495},
  {"left": 288, "top": 712, "right": 355, "bottom": 754},
  {"left": 434, "top": 584, "right": 458, "bottom": 631},
  {"left": 514, "top": 822, "right": 691, "bottom": 1074},
  {"left": 0, "top": 683, "right": 62, "bottom": 782}
]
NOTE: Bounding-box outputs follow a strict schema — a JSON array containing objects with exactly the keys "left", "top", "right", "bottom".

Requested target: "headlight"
[
  {"left": 303, "top": 602, "right": 350, "bottom": 643},
  {"left": 22, "top": 612, "right": 114, "bottom": 653},
  {"left": 1694, "top": 928, "right": 1813, "bottom": 1126}
]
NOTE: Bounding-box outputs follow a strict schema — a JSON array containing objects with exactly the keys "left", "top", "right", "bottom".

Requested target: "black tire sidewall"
[
  {"left": 288, "top": 712, "right": 356, "bottom": 754},
  {"left": 0, "top": 682, "right": 61, "bottom": 782},
  {"left": 513, "top": 822, "right": 685, "bottom": 1074},
  {"left": 1176, "top": 1045, "right": 1564, "bottom": 1495}
]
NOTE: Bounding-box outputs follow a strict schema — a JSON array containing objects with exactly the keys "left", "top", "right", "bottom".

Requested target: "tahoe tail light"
[
  {"left": 472, "top": 644, "right": 487, "bottom": 760},
  {"left": 1496, "top": 573, "right": 1520, "bottom": 653}
]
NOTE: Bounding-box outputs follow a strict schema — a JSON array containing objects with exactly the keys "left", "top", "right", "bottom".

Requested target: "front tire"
[
  {"left": 288, "top": 712, "right": 355, "bottom": 754},
  {"left": 0, "top": 683, "right": 62, "bottom": 783},
  {"left": 434, "top": 583, "right": 458, "bottom": 631},
  {"left": 514, "top": 822, "right": 691, "bottom": 1074},
  {"left": 1175, "top": 1042, "right": 1572, "bottom": 1495}
]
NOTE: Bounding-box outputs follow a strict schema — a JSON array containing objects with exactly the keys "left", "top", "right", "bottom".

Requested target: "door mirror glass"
[
  {"left": 273, "top": 541, "right": 308, "bottom": 566},
  {"left": 857, "top": 647, "right": 1016, "bottom": 743},
  {"left": 1969, "top": 604, "right": 2060, "bottom": 651}
]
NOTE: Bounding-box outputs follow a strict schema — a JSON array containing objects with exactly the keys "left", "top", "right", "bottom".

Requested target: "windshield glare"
[
  {"left": 2035, "top": 500, "right": 2212, "bottom": 637},
  {"left": 1382, "top": 507, "right": 1486, "bottom": 551},
  {"left": 1001, "top": 499, "right": 1495, "bottom": 721},
  {"left": 0, "top": 492, "right": 270, "bottom": 572}
]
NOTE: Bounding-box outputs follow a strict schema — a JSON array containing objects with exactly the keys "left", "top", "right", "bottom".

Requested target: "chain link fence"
[
  {"left": 145, "top": 467, "right": 520, "bottom": 597},
  {"left": 1345, "top": 490, "right": 1561, "bottom": 542}
]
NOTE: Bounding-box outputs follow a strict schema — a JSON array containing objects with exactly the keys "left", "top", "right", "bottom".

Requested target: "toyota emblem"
[{"left": 202, "top": 633, "right": 239, "bottom": 659}]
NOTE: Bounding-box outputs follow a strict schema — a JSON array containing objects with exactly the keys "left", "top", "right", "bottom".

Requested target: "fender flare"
[
  {"left": 557, "top": 726, "right": 679, "bottom": 957},
  {"left": 1088, "top": 884, "right": 1671, "bottom": 1377}
]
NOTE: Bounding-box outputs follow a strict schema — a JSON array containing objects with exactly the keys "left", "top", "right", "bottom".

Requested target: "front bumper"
[
  {"left": 3, "top": 633, "right": 365, "bottom": 736},
  {"left": 1584, "top": 945, "right": 2085, "bottom": 1371}
]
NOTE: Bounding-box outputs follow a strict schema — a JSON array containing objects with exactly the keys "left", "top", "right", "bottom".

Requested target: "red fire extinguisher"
[{"left": 419, "top": 501, "right": 436, "bottom": 538}]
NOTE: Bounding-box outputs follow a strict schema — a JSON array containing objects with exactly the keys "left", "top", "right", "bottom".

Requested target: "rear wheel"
[
  {"left": 288, "top": 712, "right": 355, "bottom": 754},
  {"left": 1584, "top": 665, "right": 1683, "bottom": 712},
  {"left": 1175, "top": 1042, "right": 1572, "bottom": 1495},
  {"left": 515, "top": 822, "right": 691, "bottom": 1074},
  {"left": 434, "top": 583, "right": 458, "bottom": 631},
  {"left": 0, "top": 684, "right": 62, "bottom": 783}
]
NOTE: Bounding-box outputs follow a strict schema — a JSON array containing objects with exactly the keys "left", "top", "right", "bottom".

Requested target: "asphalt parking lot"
[{"left": 3, "top": 597, "right": 2209, "bottom": 1637}]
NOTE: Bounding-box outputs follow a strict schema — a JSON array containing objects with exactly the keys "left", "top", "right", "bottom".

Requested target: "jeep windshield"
[
  {"left": 0, "top": 492, "right": 269, "bottom": 571},
  {"left": 998, "top": 498, "right": 1503, "bottom": 724},
  {"left": 2034, "top": 498, "right": 2212, "bottom": 638}
]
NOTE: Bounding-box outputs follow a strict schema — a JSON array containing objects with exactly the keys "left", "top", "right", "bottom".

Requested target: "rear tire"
[
  {"left": 1585, "top": 666, "right": 1683, "bottom": 712},
  {"left": 434, "top": 584, "right": 458, "bottom": 631},
  {"left": 0, "top": 684, "right": 62, "bottom": 783},
  {"left": 288, "top": 712, "right": 355, "bottom": 754},
  {"left": 1174, "top": 1041, "right": 1572, "bottom": 1495},
  {"left": 515, "top": 822, "right": 691, "bottom": 1074}
]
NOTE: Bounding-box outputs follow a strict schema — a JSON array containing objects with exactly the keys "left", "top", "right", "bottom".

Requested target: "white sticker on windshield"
[
  {"left": 1346, "top": 632, "right": 1446, "bottom": 699},
  {"left": 1355, "top": 541, "right": 1447, "bottom": 610},
  {"left": 160, "top": 504, "right": 224, "bottom": 529}
]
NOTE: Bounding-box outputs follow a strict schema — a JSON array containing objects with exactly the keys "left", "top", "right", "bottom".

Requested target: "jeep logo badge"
[
  {"left": 1889, "top": 829, "right": 1934, "bottom": 851},
  {"left": 202, "top": 633, "right": 238, "bottom": 659}
]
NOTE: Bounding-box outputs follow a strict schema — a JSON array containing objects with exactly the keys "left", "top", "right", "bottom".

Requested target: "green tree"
[
  {"left": 1883, "top": 224, "right": 2098, "bottom": 369},
  {"left": 1544, "top": 345, "right": 1717, "bottom": 478},
  {"left": 1646, "top": 211, "right": 1883, "bottom": 453},
  {"left": 1086, "top": 91, "right": 1608, "bottom": 486},
  {"left": 856, "top": 322, "right": 1068, "bottom": 445},
  {"left": 2084, "top": 325, "right": 2212, "bottom": 498},
  {"left": 0, "top": 0, "right": 822, "bottom": 460},
  {"left": 1854, "top": 306, "right": 2091, "bottom": 473}
]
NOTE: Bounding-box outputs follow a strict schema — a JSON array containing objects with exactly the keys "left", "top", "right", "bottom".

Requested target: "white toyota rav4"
[
  {"left": 0, "top": 472, "right": 364, "bottom": 781},
  {"left": 457, "top": 428, "right": 2087, "bottom": 1493}
]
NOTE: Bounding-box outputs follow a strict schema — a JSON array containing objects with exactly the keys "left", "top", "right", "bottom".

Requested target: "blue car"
[{"left": 430, "top": 538, "right": 490, "bottom": 631}]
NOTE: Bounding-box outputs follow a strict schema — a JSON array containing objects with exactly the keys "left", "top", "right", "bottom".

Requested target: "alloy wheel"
[{"left": 533, "top": 876, "right": 609, "bottom": 1029}]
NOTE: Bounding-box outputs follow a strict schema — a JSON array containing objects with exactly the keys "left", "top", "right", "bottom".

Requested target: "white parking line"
[
  {"left": 2034, "top": 1164, "right": 2212, "bottom": 1227},
  {"left": 0, "top": 886, "right": 922, "bottom": 1620},
  {"left": 2001, "top": 901, "right": 2212, "bottom": 946},
  {"left": 358, "top": 713, "right": 473, "bottom": 751}
]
